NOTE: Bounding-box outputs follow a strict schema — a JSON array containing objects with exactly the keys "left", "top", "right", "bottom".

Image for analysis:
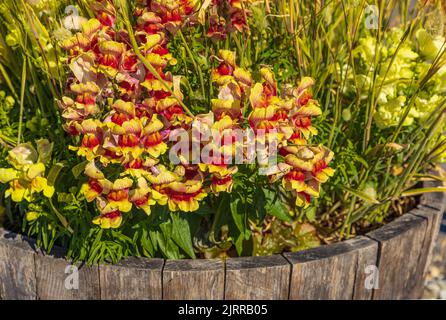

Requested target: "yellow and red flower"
[
  {"left": 93, "top": 210, "right": 123, "bottom": 229},
  {"left": 142, "top": 114, "right": 168, "bottom": 158},
  {"left": 96, "top": 40, "right": 126, "bottom": 77},
  {"left": 69, "top": 119, "right": 104, "bottom": 161},
  {"left": 148, "top": 0, "right": 196, "bottom": 34},
  {"left": 209, "top": 168, "right": 237, "bottom": 194},
  {"left": 129, "top": 177, "right": 157, "bottom": 215},
  {"left": 100, "top": 178, "right": 133, "bottom": 213},
  {"left": 55, "top": 0, "right": 335, "bottom": 232},
  {"left": 59, "top": 82, "right": 101, "bottom": 135},
  {"left": 206, "top": 0, "right": 253, "bottom": 38},
  {"left": 310, "top": 147, "right": 335, "bottom": 183},
  {"left": 211, "top": 81, "right": 243, "bottom": 120},
  {"left": 144, "top": 165, "right": 179, "bottom": 206},
  {"left": 61, "top": 18, "right": 103, "bottom": 60},
  {"left": 281, "top": 146, "right": 335, "bottom": 207},
  {"left": 91, "top": 0, "right": 117, "bottom": 27},
  {"left": 80, "top": 161, "right": 112, "bottom": 202},
  {"left": 123, "top": 156, "right": 159, "bottom": 178},
  {"left": 211, "top": 50, "right": 251, "bottom": 90},
  {"left": 286, "top": 77, "right": 322, "bottom": 139},
  {"left": 165, "top": 180, "right": 208, "bottom": 212},
  {"left": 108, "top": 118, "right": 144, "bottom": 159},
  {"left": 207, "top": 15, "right": 227, "bottom": 41},
  {"left": 282, "top": 169, "right": 307, "bottom": 193},
  {"left": 154, "top": 97, "right": 190, "bottom": 124}
]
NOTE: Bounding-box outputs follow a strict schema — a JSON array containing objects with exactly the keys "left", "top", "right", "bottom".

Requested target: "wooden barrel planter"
[{"left": 0, "top": 181, "right": 445, "bottom": 300}]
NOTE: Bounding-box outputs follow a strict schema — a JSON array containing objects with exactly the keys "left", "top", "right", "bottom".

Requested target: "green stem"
[
  {"left": 0, "top": 63, "right": 18, "bottom": 99},
  {"left": 178, "top": 30, "right": 206, "bottom": 99},
  {"left": 117, "top": 0, "right": 195, "bottom": 118},
  {"left": 393, "top": 103, "right": 446, "bottom": 196},
  {"left": 340, "top": 195, "right": 356, "bottom": 238},
  {"left": 17, "top": 57, "right": 27, "bottom": 145}
]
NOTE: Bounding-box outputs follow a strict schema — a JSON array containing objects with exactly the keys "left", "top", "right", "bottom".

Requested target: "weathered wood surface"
[
  {"left": 421, "top": 189, "right": 446, "bottom": 213},
  {"left": 99, "top": 257, "right": 163, "bottom": 300},
  {"left": 163, "top": 259, "right": 224, "bottom": 300},
  {"left": 0, "top": 184, "right": 444, "bottom": 300},
  {"left": 366, "top": 214, "right": 428, "bottom": 299},
  {"left": 225, "top": 255, "right": 290, "bottom": 300},
  {"left": 410, "top": 206, "right": 444, "bottom": 288},
  {"left": 284, "top": 236, "right": 377, "bottom": 300},
  {"left": 35, "top": 247, "right": 100, "bottom": 300},
  {"left": 0, "top": 229, "right": 37, "bottom": 300}
]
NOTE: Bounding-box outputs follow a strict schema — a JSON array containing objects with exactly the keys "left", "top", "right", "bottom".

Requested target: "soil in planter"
[{"left": 315, "top": 196, "right": 418, "bottom": 244}]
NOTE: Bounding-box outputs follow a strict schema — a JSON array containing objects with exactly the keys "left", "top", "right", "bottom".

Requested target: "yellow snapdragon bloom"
[{"left": 0, "top": 141, "right": 54, "bottom": 202}]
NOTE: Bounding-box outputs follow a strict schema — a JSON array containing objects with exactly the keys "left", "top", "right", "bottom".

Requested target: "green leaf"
[
  {"left": 71, "top": 161, "right": 88, "bottom": 179},
  {"left": 263, "top": 188, "right": 292, "bottom": 222},
  {"left": 171, "top": 213, "right": 196, "bottom": 258},
  {"left": 150, "top": 229, "right": 168, "bottom": 258},
  {"left": 413, "top": 174, "right": 446, "bottom": 182},
  {"left": 401, "top": 187, "right": 446, "bottom": 197},
  {"left": 36, "top": 139, "right": 53, "bottom": 164},
  {"left": 342, "top": 186, "right": 380, "bottom": 204},
  {"left": 305, "top": 207, "right": 317, "bottom": 222},
  {"left": 140, "top": 229, "right": 154, "bottom": 257},
  {"left": 148, "top": 230, "right": 159, "bottom": 252},
  {"left": 159, "top": 221, "right": 181, "bottom": 259},
  {"left": 47, "top": 163, "right": 64, "bottom": 187},
  {"left": 234, "top": 233, "right": 245, "bottom": 256},
  {"left": 230, "top": 196, "right": 250, "bottom": 239},
  {"left": 195, "top": 203, "right": 214, "bottom": 216},
  {"left": 230, "top": 197, "right": 244, "bottom": 233},
  {"left": 253, "top": 188, "right": 267, "bottom": 221},
  {"left": 17, "top": 56, "right": 27, "bottom": 144},
  {"left": 57, "top": 193, "right": 74, "bottom": 203},
  {"left": 46, "top": 163, "right": 73, "bottom": 233},
  {"left": 49, "top": 198, "right": 73, "bottom": 233},
  {"left": 165, "top": 238, "right": 181, "bottom": 259}
]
